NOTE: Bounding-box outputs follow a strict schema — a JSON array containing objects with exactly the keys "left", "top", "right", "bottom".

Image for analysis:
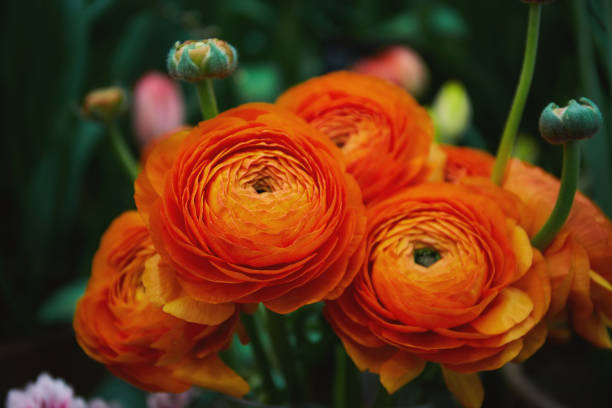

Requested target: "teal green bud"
[
  {"left": 167, "top": 39, "right": 238, "bottom": 82},
  {"left": 539, "top": 97, "right": 602, "bottom": 144}
]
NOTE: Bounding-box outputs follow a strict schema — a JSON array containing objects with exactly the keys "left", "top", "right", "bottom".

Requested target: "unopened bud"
[
  {"left": 82, "top": 87, "right": 127, "bottom": 122},
  {"left": 539, "top": 97, "right": 602, "bottom": 144},
  {"left": 167, "top": 39, "right": 238, "bottom": 82},
  {"left": 429, "top": 81, "right": 471, "bottom": 143}
]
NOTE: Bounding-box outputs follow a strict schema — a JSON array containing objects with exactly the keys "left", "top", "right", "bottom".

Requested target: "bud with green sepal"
[
  {"left": 531, "top": 98, "right": 602, "bottom": 250},
  {"left": 539, "top": 97, "right": 602, "bottom": 144},
  {"left": 82, "top": 86, "right": 139, "bottom": 181},
  {"left": 167, "top": 39, "right": 238, "bottom": 120},
  {"left": 82, "top": 87, "right": 127, "bottom": 122}
]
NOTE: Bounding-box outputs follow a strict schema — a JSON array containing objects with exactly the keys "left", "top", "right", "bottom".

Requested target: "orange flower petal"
[
  {"left": 162, "top": 297, "right": 236, "bottom": 326},
  {"left": 277, "top": 71, "right": 433, "bottom": 202},
  {"left": 513, "top": 323, "right": 548, "bottom": 363},
  {"left": 441, "top": 367, "right": 484, "bottom": 408},
  {"left": 142, "top": 254, "right": 182, "bottom": 307},
  {"left": 444, "top": 339, "right": 523, "bottom": 373},
  {"left": 173, "top": 354, "right": 249, "bottom": 397},
  {"left": 379, "top": 352, "right": 426, "bottom": 394},
  {"left": 572, "top": 311, "right": 612, "bottom": 349},
  {"left": 136, "top": 103, "right": 366, "bottom": 311},
  {"left": 470, "top": 288, "right": 533, "bottom": 335}
]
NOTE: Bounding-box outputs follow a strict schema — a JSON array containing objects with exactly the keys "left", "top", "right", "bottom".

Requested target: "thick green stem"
[
  {"left": 333, "top": 344, "right": 347, "bottom": 408},
  {"left": 531, "top": 141, "right": 580, "bottom": 250},
  {"left": 241, "top": 313, "right": 279, "bottom": 403},
  {"left": 491, "top": 4, "right": 541, "bottom": 185},
  {"left": 195, "top": 78, "right": 219, "bottom": 120},
  {"left": 107, "top": 121, "right": 139, "bottom": 181},
  {"left": 266, "top": 310, "right": 302, "bottom": 404}
]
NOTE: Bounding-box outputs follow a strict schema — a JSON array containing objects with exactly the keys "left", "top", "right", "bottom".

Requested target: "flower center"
[
  {"left": 251, "top": 177, "right": 273, "bottom": 194},
  {"left": 413, "top": 247, "right": 441, "bottom": 267}
]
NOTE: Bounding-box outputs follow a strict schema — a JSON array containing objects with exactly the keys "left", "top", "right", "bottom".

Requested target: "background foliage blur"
[{"left": 2, "top": 0, "right": 612, "bottom": 406}]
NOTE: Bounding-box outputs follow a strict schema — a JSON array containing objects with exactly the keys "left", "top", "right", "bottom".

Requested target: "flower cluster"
[{"left": 75, "top": 56, "right": 612, "bottom": 407}]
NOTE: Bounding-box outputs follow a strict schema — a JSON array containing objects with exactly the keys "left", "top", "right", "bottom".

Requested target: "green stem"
[
  {"left": 107, "top": 121, "right": 139, "bottom": 181},
  {"left": 573, "top": 0, "right": 612, "bottom": 215},
  {"left": 531, "top": 141, "right": 580, "bottom": 250},
  {"left": 266, "top": 310, "right": 302, "bottom": 404},
  {"left": 491, "top": 4, "right": 542, "bottom": 185},
  {"left": 372, "top": 385, "right": 389, "bottom": 408},
  {"left": 241, "top": 312, "right": 279, "bottom": 403},
  {"left": 195, "top": 78, "right": 219, "bottom": 120},
  {"left": 333, "top": 344, "right": 347, "bottom": 408}
]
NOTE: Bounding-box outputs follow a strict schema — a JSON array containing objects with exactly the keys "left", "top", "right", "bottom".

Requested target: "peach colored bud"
[
  {"left": 82, "top": 87, "right": 126, "bottom": 122},
  {"left": 352, "top": 46, "right": 428, "bottom": 96},
  {"left": 133, "top": 72, "right": 185, "bottom": 148}
]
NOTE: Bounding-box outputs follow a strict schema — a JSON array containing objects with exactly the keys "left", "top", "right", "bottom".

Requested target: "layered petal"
[
  {"left": 325, "top": 182, "right": 550, "bottom": 404},
  {"left": 135, "top": 103, "right": 366, "bottom": 313},
  {"left": 277, "top": 71, "right": 433, "bottom": 202},
  {"left": 74, "top": 212, "right": 247, "bottom": 395},
  {"left": 442, "top": 145, "right": 612, "bottom": 348}
]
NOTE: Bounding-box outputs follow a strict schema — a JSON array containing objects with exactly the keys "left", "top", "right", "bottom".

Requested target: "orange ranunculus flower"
[
  {"left": 276, "top": 71, "right": 433, "bottom": 203},
  {"left": 442, "top": 145, "right": 612, "bottom": 347},
  {"left": 73, "top": 211, "right": 249, "bottom": 396},
  {"left": 135, "top": 103, "right": 366, "bottom": 314},
  {"left": 325, "top": 182, "right": 550, "bottom": 400}
]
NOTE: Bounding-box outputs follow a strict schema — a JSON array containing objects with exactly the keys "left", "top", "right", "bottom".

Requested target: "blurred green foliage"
[{"left": 2, "top": 0, "right": 612, "bottom": 406}]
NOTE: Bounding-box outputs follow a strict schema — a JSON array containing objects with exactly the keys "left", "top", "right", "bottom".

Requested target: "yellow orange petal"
[
  {"left": 471, "top": 288, "right": 533, "bottom": 335},
  {"left": 572, "top": 311, "right": 612, "bottom": 349},
  {"left": 441, "top": 367, "right": 484, "bottom": 408},
  {"left": 162, "top": 297, "right": 236, "bottom": 326},
  {"left": 379, "top": 352, "right": 426, "bottom": 394},
  {"left": 143, "top": 254, "right": 182, "bottom": 307},
  {"left": 513, "top": 323, "right": 547, "bottom": 363},
  {"left": 511, "top": 224, "right": 533, "bottom": 281},
  {"left": 444, "top": 339, "right": 523, "bottom": 373},
  {"left": 336, "top": 331, "right": 394, "bottom": 373},
  {"left": 173, "top": 354, "right": 249, "bottom": 397}
]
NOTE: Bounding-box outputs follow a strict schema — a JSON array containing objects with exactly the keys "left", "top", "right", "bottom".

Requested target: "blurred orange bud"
[
  {"left": 133, "top": 72, "right": 185, "bottom": 149},
  {"left": 82, "top": 86, "right": 126, "bottom": 122},
  {"left": 352, "top": 46, "right": 428, "bottom": 96}
]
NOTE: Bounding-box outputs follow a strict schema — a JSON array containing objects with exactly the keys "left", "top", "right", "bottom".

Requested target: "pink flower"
[
  {"left": 146, "top": 389, "right": 198, "bottom": 408},
  {"left": 352, "top": 46, "right": 428, "bottom": 96},
  {"left": 133, "top": 72, "right": 185, "bottom": 149},
  {"left": 5, "top": 373, "right": 116, "bottom": 408}
]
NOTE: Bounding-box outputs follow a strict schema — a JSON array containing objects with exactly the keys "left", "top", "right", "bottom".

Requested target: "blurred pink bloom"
[
  {"left": 5, "top": 373, "right": 116, "bottom": 408},
  {"left": 352, "top": 45, "right": 429, "bottom": 96},
  {"left": 146, "top": 389, "right": 198, "bottom": 408},
  {"left": 133, "top": 71, "right": 185, "bottom": 149}
]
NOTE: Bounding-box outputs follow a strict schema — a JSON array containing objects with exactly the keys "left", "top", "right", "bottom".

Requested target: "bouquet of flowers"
[{"left": 30, "top": 1, "right": 610, "bottom": 407}]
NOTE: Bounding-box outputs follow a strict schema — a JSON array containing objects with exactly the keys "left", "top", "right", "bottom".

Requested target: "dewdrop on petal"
[{"left": 167, "top": 39, "right": 238, "bottom": 82}]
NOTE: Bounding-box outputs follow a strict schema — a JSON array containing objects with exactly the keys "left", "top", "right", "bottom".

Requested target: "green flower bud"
[
  {"left": 539, "top": 97, "right": 602, "bottom": 144},
  {"left": 429, "top": 80, "right": 471, "bottom": 143},
  {"left": 167, "top": 39, "right": 238, "bottom": 82},
  {"left": 82, "top": 87, "right": 127, "bottom": 122}
]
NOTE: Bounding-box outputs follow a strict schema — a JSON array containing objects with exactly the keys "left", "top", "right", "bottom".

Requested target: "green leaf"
[
  {"left": 233, "top": 63, "right": 282, "bottom": 103},
  {"left": 38, "top": 277, "right": 88, "bottom": 324}
]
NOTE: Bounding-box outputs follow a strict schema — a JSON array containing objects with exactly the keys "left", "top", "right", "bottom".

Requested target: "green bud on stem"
[
  {"left": 167, "top": 39, "right": 238, "bottom": 82},
  {"left": 539, "top": 97, "right": 602, "bottom": 144}
]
